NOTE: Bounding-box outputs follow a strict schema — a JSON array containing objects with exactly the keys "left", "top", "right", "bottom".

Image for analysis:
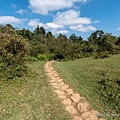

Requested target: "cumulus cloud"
[
  {"left": 28, "top": 19, "right": 40, "bottom": 27},
  {"left": 53, "top": 9, "right": 91, "bottom": 25},
  {"left": 46, "top": 23, "right": 64, "bottom": 29},
  {"left": 16, "top": 9, "right": 25, "bottom": 14},
  {"left": 70, "top": 24, "right": 96, "bottom": 32},
  {"left": 28, "top": 19, "right": 64, "bottom": 29},
  {"left": 28, "top": 19, "right": 68, "bottom": 35},
  {"left": 0, "top": 16, "right": 22, "bottom": 25},
  {"left": 16, "top": 9, "right": 29, "bottom": 14},
  {"left": 116, "top": 27, "right": 120, "bottom": 30},
  {"left": 51, "top": 29, "right": 69, "bottom": 35},
  {"left": 28, "top": 0, "right": 87, "bottom": 14},
  {"left": 16, "top": 9, "right": 24, "bottom": 14}
]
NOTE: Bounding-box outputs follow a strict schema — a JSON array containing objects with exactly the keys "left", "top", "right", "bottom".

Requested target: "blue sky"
[{"left": 0, "top": 0, "right": 120, "bottom": 39}]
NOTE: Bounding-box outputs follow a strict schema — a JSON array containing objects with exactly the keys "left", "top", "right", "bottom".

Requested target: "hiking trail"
[{"left": 44, "top": 61, "right": 106, "bottom": 120}]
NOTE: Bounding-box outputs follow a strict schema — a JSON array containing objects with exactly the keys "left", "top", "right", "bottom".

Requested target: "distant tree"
[
  {"left": 17, "top": 28, "right": 34, "bottom": 41},
  {"left": 69, "top": 34, "right": 83, "bottom": 44},
  {"left": 46, "top": 31, "right": 53, "bottom": 38},
  {"left": 0, "top": 24, "right": 3, "bottom": 33},
  {"left": 3, "top": 24, "right": 15, "bottom": 34},
  {"left": 88, "top": 30, "right": 105, "bottom": 45},
  {"left": 69, "top": 34, "right": 78, "bottom": 43},
  {"left": 34, "top": 26, "right": 46, "bottom": 35},
  {"left": 57, "top": 33, "right": 68, "bottom": 41},
  {"left": 116, "top": 37, "right": 120, "bottom": 45}
]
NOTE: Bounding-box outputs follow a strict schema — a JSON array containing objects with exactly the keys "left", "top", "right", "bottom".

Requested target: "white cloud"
[
  {"left": 94, "top": 20, "right": 100, "bottom": 23},
  {"left": 70, "top": 24, "right": 96, "bottom": 32},
  {"left": 11, "top": 4, "right": 17, "bottom": 8},
  {"left": 28, "top": 19, "right": 64, "bottom": 29},
  {"left": 53, "top": 9, "right": 91, "bottom": 25},
  {"left": 116, "top": 27, "right": 120, "bottom": 30},
  {"left": 28, "top": 0, "right": 87, "bottom": 14},
  {"left": 46, "top": 23, "right": 64, "bottom": 29},
  {"left": 16, "top": 9, "right": 24, "bottom": 14},
  {"left": 28, "top": 19, "right": 40, "bottom": 27},
  {"left": 0, "top": 16, "right": 22, "bottom": 25},
  {"left": 52, "top": 29, "right": 69, "bottom": 35},
  {"left": 28, "top": 19, "right": 68, "bottom": 35},
  {"left": 16, "top": 9, "right": 28, "bottom": 14}
]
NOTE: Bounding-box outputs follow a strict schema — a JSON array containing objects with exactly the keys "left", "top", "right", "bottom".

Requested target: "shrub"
[
  {"left": 25, "top": 56, "right": 38, "bottom": 61},
  {"left": 36, "top": 54, "right": 55, "bottom": 61},
  {"left": 0, "top": 33, "right": 29, "bottom": 80},
  {"left": 94, "top": 52, "right": 110, "bottom": 59}
]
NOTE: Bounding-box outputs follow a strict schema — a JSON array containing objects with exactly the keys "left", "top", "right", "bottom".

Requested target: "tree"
[
  {"left": 34, "top": 26, "right": 46, "bottom": 35},
  {"left": 3, "top": 24, "right": 15, "bottom": 34},
  {"left": 116, "top": 37, "right": 120, "bottom": 45},
  {"left": 88, "top": 30, "right": 105, "bottom": 45},
  {"left": 17, "top": 28, "right": 34, "bottom": 41},
  {"left": 69, "top": 34, "right": 83, "bottom": 44},
  {"left": 69, "top": 34, "right": 78, "bottom": 43},
  {"left": 0, "top": 24, "right": 3, "bottom": 33},
  {"left": 46, "top": 31, "right": 53, "bottom": 38}
]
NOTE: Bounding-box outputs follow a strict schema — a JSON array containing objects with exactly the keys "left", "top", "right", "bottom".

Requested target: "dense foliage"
[
  {"left": 17, "top": 27, "right": 120, "bottom": 60},
  {"left": 0, "top": 24, "right": 120, "bottom": 80},
  {"left": 0, "top": 24, "right": 29, "bottom": 80}
]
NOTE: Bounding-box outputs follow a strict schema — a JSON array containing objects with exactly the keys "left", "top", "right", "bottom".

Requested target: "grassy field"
[
  {"left": 0, "top": 61, "right": 70, "bottom": 120},
  {"left": 53, "top": 54, "right": 120, "bottom": 120}
]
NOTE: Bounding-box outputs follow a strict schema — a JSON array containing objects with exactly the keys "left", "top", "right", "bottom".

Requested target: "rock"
[
  {"left": 65, "top": 89, "right": 74, "bottom": 95},
  {"left": 51, "top": 78, "right": 58, "bottom": 80},
  {"left": 66, "top": 105, "right": 78, "bottom": 115},
  {"left": 73, "top": 116, "right": 82, "bottom": 120},
  {"left": 71, "top": 94, "right": 81, "bottom": 103},
  {"left": 53, "top": 74, "right": 59, "bottom": 77},
  {"left": 81, "top": 110, "right": 99, "bottom": 120},
  {"left": 61, "top": 85, "right": 69, "bottom": 90},
  {"left": 58, "top": 95, "right": 67, "bottom": 99},
  {"left": 57, "top": 79, "right": 63, "bottom": 82},
  {"left": 62, "top": 99, "right": 72, "bottom": 106},
  {"left": 50, "top": 83, "right": 58, "bottom": 86},
  {"left": 79, "top": 97, "right": 88, "bottom": 103},
  {"left": 59, "top": 82, "right": 65, "bottom": 86},
  {"left": 53, "top": 85, "right": 60, "bottom": 89},
  {"left": 49, "top": 80, "right": 56, "bottom": 83},
  {"left": 77, "top": 102, "right": 91, "bottom": 113},
  {"left": 54, "top": 90, "right": 65, "bottom": 95}
]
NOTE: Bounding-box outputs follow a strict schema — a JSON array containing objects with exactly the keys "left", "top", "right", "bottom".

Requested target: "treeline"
[
  {"left": 16, "top": 25, "right": 120, "bottom": 60},
  {"left": 0, "top": 24, "right": 120, "bottom": 79}
]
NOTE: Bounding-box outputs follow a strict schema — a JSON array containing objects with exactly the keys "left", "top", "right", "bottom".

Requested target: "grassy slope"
[
  {"left": 0, "top": 61, "right": 70, "bottom": 120},
  {"left": 53, "top": 54, "right": 120, "bottom": 120}
]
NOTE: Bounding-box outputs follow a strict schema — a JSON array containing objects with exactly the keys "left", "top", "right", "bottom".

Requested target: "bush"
[
  {"left": 36, "top": 54, "right": 55, "bottom": 61},
  {"left": 94, "top": 52, "right": 110, "bottom": 59},
  {"left": 25, "top": 56, "right": 38, "bottom": 61},
  {"left": 0, "top": 33, "right": 29, "bottom": 80}
]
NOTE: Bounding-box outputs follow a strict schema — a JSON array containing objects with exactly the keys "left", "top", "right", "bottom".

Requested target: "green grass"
[
  {"left": 53, "top": 54, "right": 120, "bottom": 120},
  {"left": 0, "top": 61, "right": 71, "bottom": 120}
]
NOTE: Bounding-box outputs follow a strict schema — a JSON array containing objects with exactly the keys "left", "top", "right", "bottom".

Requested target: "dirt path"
[{"left": 44, "top": 61, "right": 106, "bottom": 120}]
